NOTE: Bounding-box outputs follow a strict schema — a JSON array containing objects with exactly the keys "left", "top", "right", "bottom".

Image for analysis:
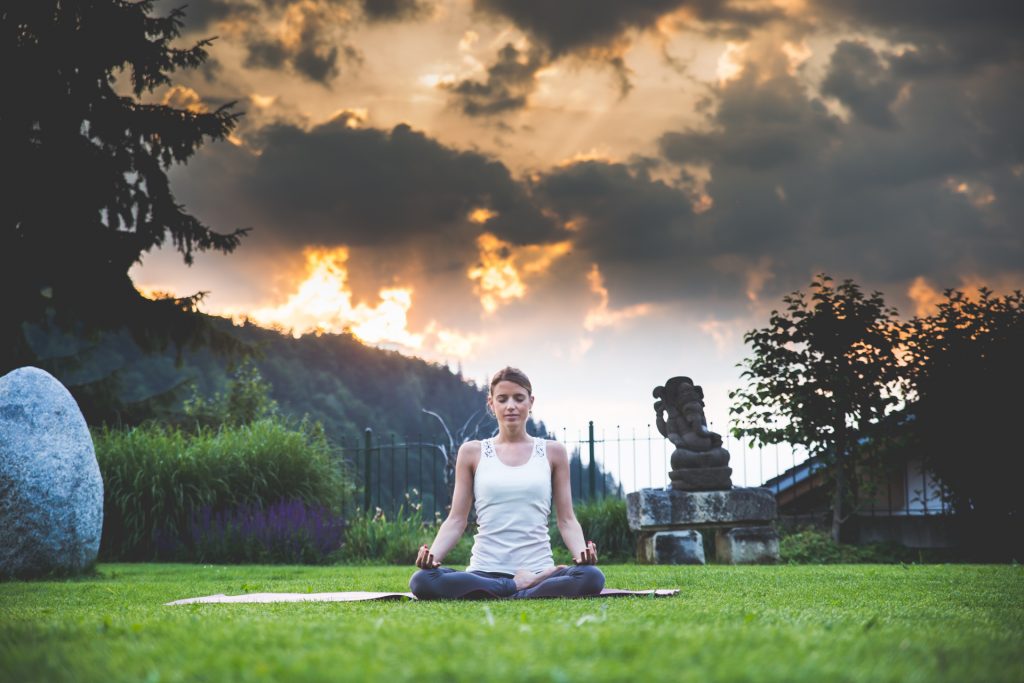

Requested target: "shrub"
[
  {"left": 551, "top": 496, "right": 636, "bottom": 564},
  {"left": 95, "top": 417, "right": 352, "bottom": 560},
  {"left": 337, "top": 491, "right": 474, "bottom": 566},
  {"left": 779, "top": 528, "right": 948, "bottom": 564},
  {"left": 181, "top": 359, "right": 279, "bottom": 428}
]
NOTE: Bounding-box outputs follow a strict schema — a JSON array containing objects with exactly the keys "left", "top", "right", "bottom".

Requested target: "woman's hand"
[
  {"left": 415, "top": 544, "right": 441, "bottom": 569},
  {"left": 574, "top": 540, "right": 598, "bottom": 565}
]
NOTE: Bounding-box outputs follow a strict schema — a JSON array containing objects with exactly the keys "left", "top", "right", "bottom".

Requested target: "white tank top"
[{"left": 466, "top": 436, "right": 554, "bottom": 574}]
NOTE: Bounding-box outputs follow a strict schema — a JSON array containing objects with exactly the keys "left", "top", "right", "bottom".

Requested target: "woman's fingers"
[
  {"left": 579, "top": 541, "right": 597, "bottom": 565},
  {"left": 416, "top": 544, "right": 434, "bottom": 568}
]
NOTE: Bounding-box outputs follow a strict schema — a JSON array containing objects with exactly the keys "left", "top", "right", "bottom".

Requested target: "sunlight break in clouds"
[
  {"left": 583, "top": 264, "right": 651, "bottom": 331},
  {"left": 467, "top": 233, "right": 572, "bottom": 314},
  {"left": 245, "top": 246, "right": 424, "bottom": 348},
  {"left": 716, "top": 42, "right": 748, "bottom": 85}
]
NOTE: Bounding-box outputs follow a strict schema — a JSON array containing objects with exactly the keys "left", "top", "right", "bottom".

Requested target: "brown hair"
[{"left": 489, "top": 366, "right": 532, "bottom": 395}]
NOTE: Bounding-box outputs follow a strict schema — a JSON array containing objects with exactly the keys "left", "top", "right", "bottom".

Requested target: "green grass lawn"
[{"left": 1, "top": 564, "right": 1021, "bottom": 682}]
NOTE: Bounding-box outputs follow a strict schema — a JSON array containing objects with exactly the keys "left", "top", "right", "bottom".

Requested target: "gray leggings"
[{"left": 409, "top": 565, "right": 605, "bottom": 600}]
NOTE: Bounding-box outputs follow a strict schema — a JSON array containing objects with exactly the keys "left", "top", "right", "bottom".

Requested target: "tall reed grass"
[
  {"left": 551, "top": 496, "right": 635, "bottom": 563},
  {"left": 95, "top": 417, "right": 352, "bottom": 560},
  {"left": 337, "top": 491, "right": 474, "bottom": 565}
]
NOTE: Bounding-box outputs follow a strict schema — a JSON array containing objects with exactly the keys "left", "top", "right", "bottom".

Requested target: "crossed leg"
[{"left": 409, "top": 565, "right": 605, "bottom": 600}]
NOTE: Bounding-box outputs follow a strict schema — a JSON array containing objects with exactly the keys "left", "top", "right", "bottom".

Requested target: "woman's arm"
[
  {"left": 550, "top": 441, "right": 598, "bottom": 565},
  {"left": 416, "top": 441, "right": 478, "bottom": 568}
]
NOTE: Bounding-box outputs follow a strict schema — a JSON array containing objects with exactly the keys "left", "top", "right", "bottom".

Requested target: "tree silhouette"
[
  {"left": 1, "top": 0, "right": 249, "bottom": 374},
  {"left": 902, "top": 288, "right": 1023, "bottom": 559},
  {"left": 729, "top": 274, "right": 905, "bottom": 543}
]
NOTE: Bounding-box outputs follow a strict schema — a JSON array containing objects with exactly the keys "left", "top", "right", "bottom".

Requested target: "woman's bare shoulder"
[
  {"left": 457, "top": 439, "right": 483, "bottom": 463},
  {"left": 541, "top": 439, "right": 568, "bottom": 461}
]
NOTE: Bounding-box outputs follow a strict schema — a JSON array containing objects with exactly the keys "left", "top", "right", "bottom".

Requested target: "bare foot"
[{"left": 513, "top": 565, "right": 564, "bottom": 591}]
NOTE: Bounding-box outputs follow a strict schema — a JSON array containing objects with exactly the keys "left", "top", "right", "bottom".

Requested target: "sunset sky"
[{"left": 131, "top": 0, "right": 1024, "bottom": 440}]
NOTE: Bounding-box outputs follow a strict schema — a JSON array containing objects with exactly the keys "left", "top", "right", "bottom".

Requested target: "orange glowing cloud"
[
  {"left": 244, "top": 246, "right": 424, "bottom": 348},
  {"left": 135, "top": 246, "right": 489, "bottom": 360},
  {"left": 425, "top": 321, "right": 486, "bottom": 358},
  {"left": 907, "top": 273, "right": 1024, "bottom": 318},
  {"left": 162, "top": 86, "right": 207, "bottom": 113},
  {"left": 907, "top": 276, "right": 945, "bottom": 317},
  {"left": 468, "top": 207, "right": 497, "bottom": 224},
  {"left": 583, "top": 264, "right": 652, "bottom": 331},
  {"left": 467, "top": 233, "right": 572, "bottom": 314}
]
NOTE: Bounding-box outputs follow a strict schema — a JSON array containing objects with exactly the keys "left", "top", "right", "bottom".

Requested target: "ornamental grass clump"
[
  {"left": 95, "top": 417, "right": 352, "bottom": 561},
  {"left": 551, "top": 496, "right": 635, "bottom": 563},
  {"left": 338, "top": 490, "right": 473, "bottom": 565}
]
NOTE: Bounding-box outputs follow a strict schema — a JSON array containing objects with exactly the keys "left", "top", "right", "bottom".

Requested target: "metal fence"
[{"left": 338, "top": 422, "right": 952, "bottom": 521}]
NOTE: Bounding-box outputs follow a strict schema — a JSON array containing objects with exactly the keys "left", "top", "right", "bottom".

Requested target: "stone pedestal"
[
  {"left": 627, "top": 487, "right": 777, "bottom": 529},
  {"left": 627, "top": 487, "right": 779, "bottom": 564},
  {"left": 640, "top": 530, "right": 706, "bottom": 565},
  {"left": 715, "top": 526, "right": 779, "bottom": 564}
]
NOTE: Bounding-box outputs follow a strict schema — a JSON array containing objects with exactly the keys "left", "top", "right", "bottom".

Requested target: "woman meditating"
[{"left": 409, "top": 367, "right": 605, "bottom": 600}]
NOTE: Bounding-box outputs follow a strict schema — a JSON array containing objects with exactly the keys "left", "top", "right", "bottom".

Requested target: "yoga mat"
[{"left": 165, "top": 588, "right": 679, "bottom": 605}]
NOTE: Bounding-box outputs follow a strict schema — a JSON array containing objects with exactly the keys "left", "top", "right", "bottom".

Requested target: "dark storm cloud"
[
  {"left": 444, "top": 43, "right": 545, "bottom": 117},
  {"left": 197, "top": 114, "right": 563, "bottom": 247},
  {"left": 650, "top": 44, "right": 1024, "bottom": 298},
  {"left": 473, "top": 0, "right": 778, "bottom": 57},
  {"left": 662, "top": 64, "right": 840, "bottom": 170},
  {"left": 817, "top": 0, "right": 1024, "bottom": 74},
  {"left": 533, "top": 161, "right": 695, "bottom": 262},
  {"left": 153, "top": 0, "right": 252, "bottom": 32},
  {"left": 360, "top": 0, "right": 432, "bottom": 22},
  {"left": 240, "top": 2, "right": 363, "bottom": 85},
  {"left": 154, "top": 0, "right": 392, "bottom": 86},
  {"left": 528, "top": 160, "right": 768, "bottom": 309},
  {"left": 820, "top": 41, "right": 901, "bottom": 129},
  {"left": 446, "top": 0, "right": 781, "bottom": 117}
]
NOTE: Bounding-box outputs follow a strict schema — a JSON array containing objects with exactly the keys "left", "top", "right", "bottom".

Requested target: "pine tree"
[{"left": 1, "top": 0, "right": 249, "bottom": 374}]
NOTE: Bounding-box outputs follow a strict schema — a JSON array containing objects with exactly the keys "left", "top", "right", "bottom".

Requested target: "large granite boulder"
[
  {"left": 627, "top": 487, "right": 777, "bottom": 530},
  {"left": 0, "top": 367, "right": 104, "bottom": 578}
]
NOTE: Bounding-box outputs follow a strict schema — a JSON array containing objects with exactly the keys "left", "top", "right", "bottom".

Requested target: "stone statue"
[{"left": 653, "top": 376, "right": 732, "bottom": 491}]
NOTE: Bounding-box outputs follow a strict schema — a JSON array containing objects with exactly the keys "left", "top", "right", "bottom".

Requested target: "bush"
[
  {"left": 337, "top": 491, "right": 474, "bottom": 566},
  {"left": 779, "top": 528, "right": 947, "bottom": 564},
  {"left": 95, "top": 417, "right": 352, "bottom": 560},
  {"left": 551, "top": 496, "right": 636, "bottom": 564},
  {"left": 181, "top": 359, "right": 279, "bottom": 428},
  {"left": 337, "top": 494, "right": 633, "bottom": 567}
]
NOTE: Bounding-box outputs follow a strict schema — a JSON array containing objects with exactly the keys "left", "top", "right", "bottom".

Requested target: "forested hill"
[{"left": 25, "top": 317, "right": 503, "bottom": 444}]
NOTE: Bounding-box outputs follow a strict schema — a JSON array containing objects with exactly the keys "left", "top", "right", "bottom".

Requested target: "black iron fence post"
[
  {"left": 588, "top": 420, "right": 596, "bottom": 500},
  {"left": 363, "top": 428, "right": 373, "bottom": 513}
]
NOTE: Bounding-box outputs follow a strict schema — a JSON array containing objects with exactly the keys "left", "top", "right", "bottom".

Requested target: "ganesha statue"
[{"left": 653, "top": 376, "right": 732, "bottom": 491}]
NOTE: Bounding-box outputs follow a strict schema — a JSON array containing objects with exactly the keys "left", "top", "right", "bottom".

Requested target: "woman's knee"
[
  {"left": 409, "top": 568, "right": 441, "bottom": 599},
  {"left": 575, "top": 565, "right": 605, "bottom": 595}
]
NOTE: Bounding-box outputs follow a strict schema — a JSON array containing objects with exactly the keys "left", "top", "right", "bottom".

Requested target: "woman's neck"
[{"left": 495, "top": 424, "right": 531, "bottom": 443}]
